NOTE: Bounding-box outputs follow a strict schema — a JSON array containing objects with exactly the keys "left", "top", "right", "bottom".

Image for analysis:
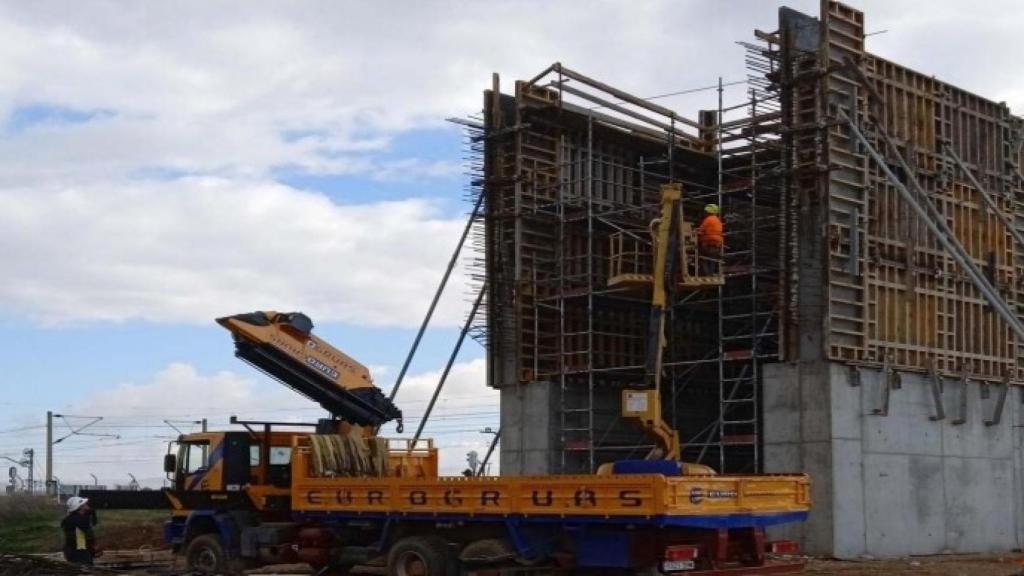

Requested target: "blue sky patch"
[
  {"left": 0, "top": 317, "right": 482, "bottom": 414},
  {"left": 273, "top": 125, "right": 466, "bottom": 213},
  {"left": 6, "top": 103, "right": 115, "bottom": 132}
]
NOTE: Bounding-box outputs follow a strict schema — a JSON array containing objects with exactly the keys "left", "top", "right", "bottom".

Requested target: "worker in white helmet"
[{"left": 61, "top": 496, "right": 99, "bottom": 565}]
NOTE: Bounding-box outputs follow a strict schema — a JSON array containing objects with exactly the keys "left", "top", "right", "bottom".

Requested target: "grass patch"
[
  {"left": 0, "top": 495, "right": 169, "bottom": 554},
  {"left": 0, "top": 494, "right": 62, "bottom": 553}
]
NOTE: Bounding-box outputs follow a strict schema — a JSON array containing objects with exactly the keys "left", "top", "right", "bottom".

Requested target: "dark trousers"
[
  {"left": 64, "top": 549, "right": 93, "bottom": 565},
  {"left": 700, "top": 243, "right": 722, "bottom": 275}
]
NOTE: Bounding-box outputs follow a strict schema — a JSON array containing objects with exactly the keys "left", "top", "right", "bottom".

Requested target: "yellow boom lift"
[{"left": 611, "top": 182, "right": 723, "bottom": 468}]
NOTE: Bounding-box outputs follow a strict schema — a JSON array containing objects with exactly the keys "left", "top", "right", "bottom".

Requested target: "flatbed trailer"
[
  {"left": 291, "top": 440, "right": 809, "bottom": 528},
  {"left": 289, "top": 440, "right": 810, "bottom": 574}
]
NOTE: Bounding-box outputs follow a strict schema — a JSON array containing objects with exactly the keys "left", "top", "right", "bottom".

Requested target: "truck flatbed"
[{"left": 290, "top": 443, "right": 810, "bottom": 529}]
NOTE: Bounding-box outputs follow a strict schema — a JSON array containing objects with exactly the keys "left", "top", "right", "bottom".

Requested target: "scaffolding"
[
  {"left": 482, "top": 63, "right": 785, "bottom": 474},
  {"left": 482, "top": 2, "right": 1024, "bottom": 476}
]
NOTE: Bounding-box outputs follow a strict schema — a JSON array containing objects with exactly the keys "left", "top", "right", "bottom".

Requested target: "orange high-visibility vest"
[{"left": 698, "top": 214, "right": 724, "bottom": 246}]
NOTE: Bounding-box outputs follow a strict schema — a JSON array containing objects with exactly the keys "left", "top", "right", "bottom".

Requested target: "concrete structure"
[
  {"left": 766, "top": 363, "right": 1024, "bottom": 556},
  {"left": 479, "top": 0, "right": 1024, "bottom": 557},
  {"left": 498, "top": 381, "right": 558, "bottom": 475}
]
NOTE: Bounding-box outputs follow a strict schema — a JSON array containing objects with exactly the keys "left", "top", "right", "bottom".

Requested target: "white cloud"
[
  {"left": 0, "top": 178, "right": 472, "bottom": 327},
  {"left": 46, "top": 359, "right": 495, "bottom": 486},
  {"left": 1, "top": 1, "right": 1020, "bottom": 327}
]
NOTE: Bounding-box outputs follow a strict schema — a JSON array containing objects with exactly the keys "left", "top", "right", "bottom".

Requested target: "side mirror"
[{"left": 163, "top": 454, "right": 177, "bottom": 474}]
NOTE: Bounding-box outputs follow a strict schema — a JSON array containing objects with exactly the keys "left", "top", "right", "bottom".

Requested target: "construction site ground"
[
  {"left": 4, "top": 552, "right": 1022, "bottom": 575},
  {"left": 804, "top": 554, "right": 1024, "bottom": 576},
  {"left": 4, "top": 498, "right": 1024, "bottom": 575},
  {"left": 237, "top": 555, "right": 1024, "bottom": 576}
]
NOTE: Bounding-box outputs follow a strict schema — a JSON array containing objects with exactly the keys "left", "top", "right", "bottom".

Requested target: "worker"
[
  {"left": 698, "top": 203, "right": 724, "bottom": 275},
  {"left": 61, "top": 496, "right": 99, "bottom": 566}
]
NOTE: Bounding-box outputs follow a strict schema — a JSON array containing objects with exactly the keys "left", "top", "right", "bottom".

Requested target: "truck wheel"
[
  {"left": 387, "top": 535, "right": 450, "bottom": 576},
  {"left": 459, "top": 538, "right": 516, "bottom": 565},
  {"left": 186, "top": 534, "right": 243, "bottom": 575}
]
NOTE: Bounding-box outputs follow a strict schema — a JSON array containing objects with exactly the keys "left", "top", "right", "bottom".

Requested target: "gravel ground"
[
  {"left": 84, "top": 551, "right": 1024, "bottom": 575},
  {"left": 804, "top": 554, "right": 1024, "bottom": 576}
]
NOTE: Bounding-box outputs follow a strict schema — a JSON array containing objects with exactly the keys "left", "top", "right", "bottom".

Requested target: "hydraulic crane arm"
[{"left": 217, "top": 311, "right": 403, "bottom": 430}]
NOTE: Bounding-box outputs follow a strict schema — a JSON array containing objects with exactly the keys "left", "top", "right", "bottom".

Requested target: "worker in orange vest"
[{"left": 698, "top": 204, "right": 723, "bottom": 275}]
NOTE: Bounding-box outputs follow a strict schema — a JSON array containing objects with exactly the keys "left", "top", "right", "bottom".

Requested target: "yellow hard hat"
[{"left": 705, "top": 204, "right": 719, "bottom": 214}]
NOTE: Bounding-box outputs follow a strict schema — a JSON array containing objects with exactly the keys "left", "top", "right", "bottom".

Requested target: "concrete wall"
[
  {"left": 499, "top": 381, "right": 558, "bottom": 475},
  {"left": 765, "top": 361, "right": 1024, "bottom": 558}
]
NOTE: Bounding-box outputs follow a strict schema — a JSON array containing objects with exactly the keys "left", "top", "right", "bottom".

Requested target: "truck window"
[
  {"left": 249, "top": 445, "right": 292, "bottom": 466},
  {"left": 184, "top": 442, "right": 209, "bottom": 474},
  {"left": 269, "top": 446, "right": 292, "bottom": 465}
]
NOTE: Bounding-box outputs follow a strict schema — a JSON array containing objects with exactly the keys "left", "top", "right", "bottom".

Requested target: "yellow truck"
[{"left": 85, "top": 309, "right": 809, "bottom": 575}]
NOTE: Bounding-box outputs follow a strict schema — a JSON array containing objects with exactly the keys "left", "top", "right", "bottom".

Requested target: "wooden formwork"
[{"left": 793, "top": 1, "right": 1024, "bottom": 381}]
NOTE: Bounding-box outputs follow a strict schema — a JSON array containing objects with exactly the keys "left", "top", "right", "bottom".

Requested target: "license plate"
[{"left": 663, "top": 559, "right": 695, "bottom": 572}]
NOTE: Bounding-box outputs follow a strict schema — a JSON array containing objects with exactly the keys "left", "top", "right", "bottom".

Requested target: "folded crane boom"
[{"left": 217, "top": 311, "right": 403, "bottom": 430}]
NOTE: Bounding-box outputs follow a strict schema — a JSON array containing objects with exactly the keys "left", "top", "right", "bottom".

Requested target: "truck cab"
[{"left": 167, "top": 430, "right": 301, "bottom": 493}]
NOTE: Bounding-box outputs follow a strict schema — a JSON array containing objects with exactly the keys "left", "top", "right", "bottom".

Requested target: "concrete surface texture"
[
  {"left": 765, "top": 361, "right": 1024, "bottom": 558},
  {"left": 499, "top": 381, "right": 558, "bottom": 475}
]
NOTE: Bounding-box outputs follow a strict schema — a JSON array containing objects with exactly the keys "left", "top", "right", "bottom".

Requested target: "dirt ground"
[
  {"left": 18, "top": 545, "right": 1024, "bottom": 575},
  {"left": 131, "top": 553, "right": 1024, "bottom": 575},
  {"left": 804, "top": 553, "right": 1024, "bottom": 576}
]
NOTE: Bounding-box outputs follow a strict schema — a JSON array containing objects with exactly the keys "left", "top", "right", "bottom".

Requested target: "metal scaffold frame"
[
  {"left": 482, "top": 59, "right": 789, "bottom": 474},
  {"left": 480, "top": 1, "right": 1024, "bottom": 476}
]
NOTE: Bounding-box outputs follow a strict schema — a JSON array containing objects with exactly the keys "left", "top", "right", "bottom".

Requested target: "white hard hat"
[{"left": 66, "top": 496, "right": 89, "bottom": 513}]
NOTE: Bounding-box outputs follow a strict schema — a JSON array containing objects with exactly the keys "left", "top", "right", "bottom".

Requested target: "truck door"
[
  {"left": 180, "top": 440, "right": 211, "bottom": 490},
  {"left": 221, "top": 432, "right": 250, "bottom": 490}
]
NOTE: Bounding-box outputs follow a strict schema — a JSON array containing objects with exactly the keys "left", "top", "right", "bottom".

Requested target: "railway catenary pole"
[
  {"left": 23, "top": 449, "right": 33, "bottom": 494},
  {"left": 45, "top": 411, "right": 53, "bottom": 496},
  {"left": 477, "top": 427, "right": 501, "bottom": 476}
]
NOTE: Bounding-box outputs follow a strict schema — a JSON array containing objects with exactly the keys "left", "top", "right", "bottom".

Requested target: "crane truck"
[{"left": 83, "top": 185, "right": 810, "bottom": 575}]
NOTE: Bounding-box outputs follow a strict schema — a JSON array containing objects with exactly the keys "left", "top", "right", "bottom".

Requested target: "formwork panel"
[
  {"left": 802, "top": 2, "right": 1024, "bottom": 381},
  {"left": 485, "top": 2, "right": 1024, "bottom": 480}
]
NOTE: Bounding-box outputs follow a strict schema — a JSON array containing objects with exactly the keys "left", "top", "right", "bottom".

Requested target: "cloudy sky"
[{"left": 0, "top": 0, "right": 1020, "bottom": 488}]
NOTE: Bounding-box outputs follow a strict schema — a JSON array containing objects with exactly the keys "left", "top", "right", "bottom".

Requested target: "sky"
[{"left": 0, "top": 0, "right": 1021, "bottom": 488}]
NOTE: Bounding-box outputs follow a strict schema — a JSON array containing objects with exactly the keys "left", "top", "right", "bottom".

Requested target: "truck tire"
[
  {"left": 387, "top": 535, "right": 450, "bottom": 576},
  {"left": 185, "top": 533, "right": 244, "bottom": 575},
  {"left": 459, "top": 538, "right": 516, "bottom": 565}
]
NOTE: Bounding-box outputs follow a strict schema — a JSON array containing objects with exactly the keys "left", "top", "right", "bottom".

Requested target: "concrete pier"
[{"left": 764, "top": 362, "right": 1024, "bottom": 557}]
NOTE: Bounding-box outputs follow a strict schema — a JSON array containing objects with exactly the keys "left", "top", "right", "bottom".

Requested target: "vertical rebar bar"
[
  {"left": 716, "top": 76, "right": 726, "bottom": 473},
  {"left": 586, "top": 112, "right": 595, "bottom": 473},
  {"left": 749, "top": 88, "right": 760, "bottom": 472}
]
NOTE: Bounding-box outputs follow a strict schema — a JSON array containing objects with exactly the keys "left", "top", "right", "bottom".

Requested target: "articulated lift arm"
[
  {"left": 625, "top": 184, "right": 684, "bottom": 461},
  {"left": 621, "top": 184, "right": 716, "bottom": 472},
  {"left": 218, "top": 311, "right": 403, "bottom": 430}
]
